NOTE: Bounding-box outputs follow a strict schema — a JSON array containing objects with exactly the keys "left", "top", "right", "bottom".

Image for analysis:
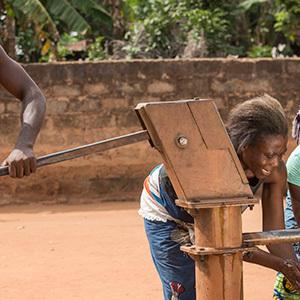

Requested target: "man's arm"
[{"left": 0, "top": 45, "right": 46, "bottom": 178}]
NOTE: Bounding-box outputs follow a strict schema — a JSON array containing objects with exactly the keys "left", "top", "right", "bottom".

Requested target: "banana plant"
[{"left": 3, "top": 0, "right": 111, "bottom": 59}]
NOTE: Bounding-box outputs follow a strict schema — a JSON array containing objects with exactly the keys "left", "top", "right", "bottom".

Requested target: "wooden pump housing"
[{"left": 136, "top": 99, "right": 258, "bottom": 300}]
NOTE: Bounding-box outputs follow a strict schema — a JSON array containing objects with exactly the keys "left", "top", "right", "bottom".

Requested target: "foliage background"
[{"left": 1, "top": 0, "right": 300, "bottom": 62}]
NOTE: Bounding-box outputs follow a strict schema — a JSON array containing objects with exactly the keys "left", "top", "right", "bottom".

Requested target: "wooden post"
[
  {"left": 192, "top": 207, "right": 243, "bottom": 299},
  {"left": 136, "top": 99, "right": 257, "bottom": 300}
]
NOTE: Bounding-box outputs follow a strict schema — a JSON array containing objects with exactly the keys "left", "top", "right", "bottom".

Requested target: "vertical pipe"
[{"left": 192, "top": 206, "right": 243, "bottom": 300}]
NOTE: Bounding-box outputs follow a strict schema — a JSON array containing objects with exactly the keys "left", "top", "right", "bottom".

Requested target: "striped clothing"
[
  {"left": 140, "top": 164, "right": 195, "bottom": 300},
  {"left": 139, "top": 164, "right": 178, "bottom": 223}
]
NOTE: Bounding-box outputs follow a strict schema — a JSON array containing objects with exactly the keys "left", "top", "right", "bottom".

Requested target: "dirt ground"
[{"left": 0, "top": 201, "right": 277, "bottom": 300}]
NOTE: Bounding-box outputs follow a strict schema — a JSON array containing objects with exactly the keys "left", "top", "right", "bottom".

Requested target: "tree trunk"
[
  {"left": 105, "top": 0, "right": 125, "bottom": 39},
  {"left": 0, "top": 0, "right": 6, "bottom": 44},
  {"left": 5, "top": 13, "right": 16, "bottom": 58}
]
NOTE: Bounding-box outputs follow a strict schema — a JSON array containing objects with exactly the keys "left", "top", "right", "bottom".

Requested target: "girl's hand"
[{"left": 281, "top": 259, "right": 300, "bottom": 293}]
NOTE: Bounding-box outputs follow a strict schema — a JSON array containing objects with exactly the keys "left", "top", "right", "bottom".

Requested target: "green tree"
[
  {"left": 123, "top": 0, "right": 235, "bottom": 58},
  {"left": 274, "top": 0, "right": 300, "bottom": 52},
  {"left": 238, "top": 0, "right": 300, "bottom": 57},
  {"left": 0, "top": 0, "right": 16, "bottom": 58},
  {"left": 1, "top": 0, "right": 111, "bottom": 61}
]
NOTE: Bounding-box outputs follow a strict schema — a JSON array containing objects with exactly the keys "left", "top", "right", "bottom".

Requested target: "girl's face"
[{"left": 240, "top": 134, "right": 287, "bottom": 180}]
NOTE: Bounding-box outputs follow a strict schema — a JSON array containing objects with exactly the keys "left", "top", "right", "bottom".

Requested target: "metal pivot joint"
[{"left": 176, "top": 135, "right": 188, "bottom": 148}]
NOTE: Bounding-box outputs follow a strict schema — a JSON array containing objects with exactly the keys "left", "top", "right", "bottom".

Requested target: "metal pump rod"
[
  {"left": 0, "top": 130, "right": 149, "bottom": 176},
  {"left": 243, "top": 228, "right": 300, "bottom": 246}
]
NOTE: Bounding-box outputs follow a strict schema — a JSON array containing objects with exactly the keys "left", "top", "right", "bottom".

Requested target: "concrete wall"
[{"left": 0, "top": 58, "right": 299, "bottom": 204}]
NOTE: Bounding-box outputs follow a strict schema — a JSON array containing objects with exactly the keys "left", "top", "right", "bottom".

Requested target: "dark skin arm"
[
  {"left": 244, "top": 160, "right": 300, "bottom": 291},
  {"left": 261, "top": 161, "right": 297, "bottom": 260},
  {"left": 0, "top": 45, "right": 46, "bottom": 178},
  {"left": 244, "top": 248, "right": 300, "bottom": 291}
]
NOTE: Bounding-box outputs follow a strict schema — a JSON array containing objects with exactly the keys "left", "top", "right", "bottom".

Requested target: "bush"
[
  {"left": 123, "top": 0, "right": 235, "bottom": 58},
  {"left": 247, "top": 44, "right": 272, "bottom": 57},
  {"left": 87, "top": 37, "right": 106, "bottom": 60}
]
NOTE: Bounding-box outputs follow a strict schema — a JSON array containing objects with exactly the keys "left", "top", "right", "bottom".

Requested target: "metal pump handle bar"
[{"left": 0, "top": 130, "right": 149, "bottom": 176}]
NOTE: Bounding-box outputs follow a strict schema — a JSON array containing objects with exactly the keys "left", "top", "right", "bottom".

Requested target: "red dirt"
[{"left": 0, "top": 201, "right": 276, "bottom": 299}]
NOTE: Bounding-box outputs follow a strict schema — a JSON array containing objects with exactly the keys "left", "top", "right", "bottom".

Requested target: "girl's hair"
[
  {"left": 226, "top": 94, "right": 288, "bottom": 153},
  {"left": 292, "top": 110, "right": 300, "bottom": 144}
]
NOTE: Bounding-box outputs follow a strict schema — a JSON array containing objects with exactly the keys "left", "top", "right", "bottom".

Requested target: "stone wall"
[{"left": 0, "top": 58, "right": 299, "bottom": 204}]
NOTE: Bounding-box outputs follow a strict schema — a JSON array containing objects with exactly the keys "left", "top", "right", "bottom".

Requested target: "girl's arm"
[
  {"left": 261, "top": 160, "right": 298, "bottom": 261},
  {"left": 244, "top": 248, "right": 300, "bottom": 292},
  {"left": 243, "top": 159, "right": 300, "bottom": 291}
]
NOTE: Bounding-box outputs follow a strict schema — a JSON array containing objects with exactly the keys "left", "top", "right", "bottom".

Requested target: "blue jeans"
[{"left": 144, "top": 218, "right": 196, "bottom": 300}]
